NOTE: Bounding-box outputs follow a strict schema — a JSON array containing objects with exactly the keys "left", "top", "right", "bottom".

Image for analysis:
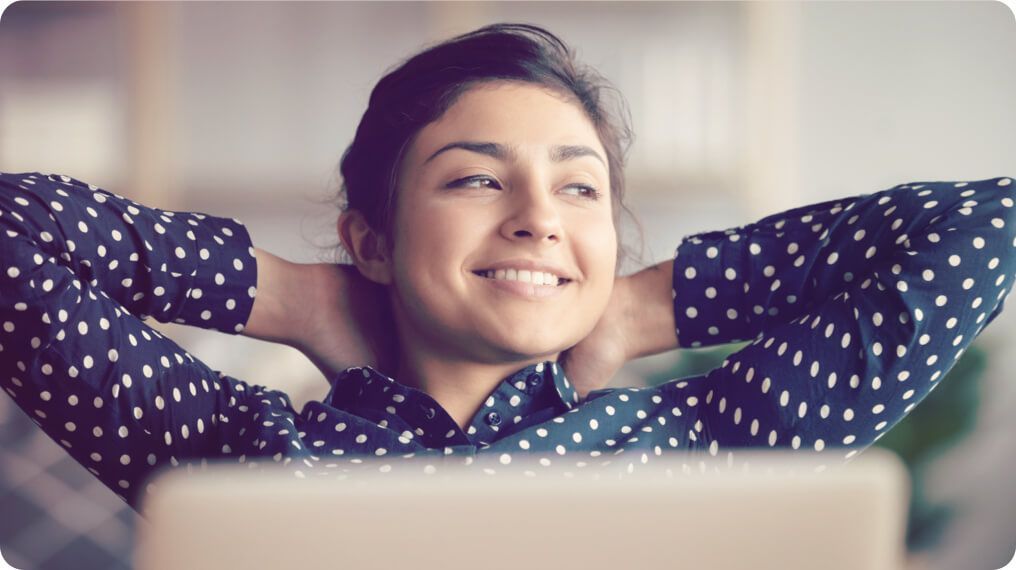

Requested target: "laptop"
[{"left": 135, "top": 447, "right": 909, "bottom": 570}]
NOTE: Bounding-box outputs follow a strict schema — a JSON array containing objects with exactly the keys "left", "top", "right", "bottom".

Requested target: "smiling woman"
[
  {"left": 325, "top": 24, "right": 652, "bottom": 425},
  {"left": 0, "top": 22, "right": 1014, "bottom": 513},
  {"left": 339, "top": 82, "right": 623, "bottom": 426}
]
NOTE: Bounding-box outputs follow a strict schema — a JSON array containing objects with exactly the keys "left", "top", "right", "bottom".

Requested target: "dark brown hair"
[{"left": 324, "top": 22, "right": 645, "bottom": 272}]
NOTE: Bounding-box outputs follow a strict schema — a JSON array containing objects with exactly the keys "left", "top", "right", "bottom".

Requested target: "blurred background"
[{"left": 1, "top": 1, "right": 1014, "bottom": 569}]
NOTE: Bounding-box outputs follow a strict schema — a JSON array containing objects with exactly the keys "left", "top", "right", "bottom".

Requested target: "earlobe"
[{"left": 336, "top": 210, "right": 394, "bottom": 285}]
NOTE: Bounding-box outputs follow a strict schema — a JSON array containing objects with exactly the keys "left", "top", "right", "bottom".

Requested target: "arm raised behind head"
[{"left": 243, "top": 250, "right": 397, "bottom": 382}]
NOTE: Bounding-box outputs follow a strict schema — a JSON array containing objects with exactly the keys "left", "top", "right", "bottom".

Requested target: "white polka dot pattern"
[
  {"left": 670, "top": 177, "right": 1015, "bottom": 459},
  {"left": 0, "top": 172, "right": 1013, "bottom": 510},
  {"left": 0, "top": 172, "right": 269, "bottom": 507}
]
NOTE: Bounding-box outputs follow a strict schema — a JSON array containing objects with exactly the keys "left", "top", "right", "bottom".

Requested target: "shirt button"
[
  {"left": 527, "top": 373, "right": 542, "bottom": 387},
  {"left": 485, "top": 411, "right": 502, "bottom": 426}
]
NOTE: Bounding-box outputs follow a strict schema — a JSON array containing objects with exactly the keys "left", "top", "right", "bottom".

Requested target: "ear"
[{"left": 337, "top": 209, "right": 393, "bottom": 285}]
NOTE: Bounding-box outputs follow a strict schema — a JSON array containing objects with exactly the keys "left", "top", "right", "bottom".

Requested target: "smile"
[
  {"left": 470, "top": 270, "right": 571, "bottom": 299},
  {"left": 471, "top": 268, "right": 571, "bottom": 286}
]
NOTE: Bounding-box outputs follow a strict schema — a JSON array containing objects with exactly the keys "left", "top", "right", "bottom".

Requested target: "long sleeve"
[
  {"left": 0, "top": 171, "right": 301, "bottom": 508},
  {"left": 664, "top": 177, "right": 1015, "bottom": 461}
]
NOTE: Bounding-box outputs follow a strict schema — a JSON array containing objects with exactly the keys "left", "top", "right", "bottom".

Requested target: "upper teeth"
[{"left": 481, "top": 269, "right": 563, "bottom": 286}]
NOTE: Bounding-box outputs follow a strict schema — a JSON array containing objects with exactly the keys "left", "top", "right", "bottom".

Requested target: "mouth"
[{"left": 470, "top": 270, "right": 573, "bottom": 287}]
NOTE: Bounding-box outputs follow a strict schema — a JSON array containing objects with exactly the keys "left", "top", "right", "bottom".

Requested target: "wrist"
[
  {"left": 617, "top": 260, "right": 679, "bottom": 360},
  {"left": 243, "top": 247, "right": 320, "bottom": 348},
  {"left": 286, "top": 262, "right": 343, "bottom": 352}
]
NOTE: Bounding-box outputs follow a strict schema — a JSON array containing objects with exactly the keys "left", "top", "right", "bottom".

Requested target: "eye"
[
  {"left": 561, "top": 184, "right": 602, "bottom": 201},
  {"left": 445, "top": 175, "right": 602, "bottom": 200},
  {"left": 446, "top": 175, "right": 502, "bottom": 190}
]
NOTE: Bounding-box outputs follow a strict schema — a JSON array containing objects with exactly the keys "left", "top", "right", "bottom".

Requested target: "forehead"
[{"left": 408, "top": 81, "right": 606, "bottom": 162}]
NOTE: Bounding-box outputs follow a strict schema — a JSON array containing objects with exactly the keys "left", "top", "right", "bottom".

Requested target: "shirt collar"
[{"left": 323, "top": 360, "right": 578, "bottom": 446}]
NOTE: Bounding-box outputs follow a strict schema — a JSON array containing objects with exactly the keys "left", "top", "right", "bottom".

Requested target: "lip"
[
  {"left": 471, "top": 258, "right": 576, "bottom": 281},
  {"left": 470, "top": 271, "right": 569, "bottom": 299}
]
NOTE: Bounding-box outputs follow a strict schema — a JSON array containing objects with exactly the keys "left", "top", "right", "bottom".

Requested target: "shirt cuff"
[
  {"left": 169, "top": 213, "right": 258, "bottom": 335},
  {"left": 672, "top": 227, "right": 750, "bottom": 349}
]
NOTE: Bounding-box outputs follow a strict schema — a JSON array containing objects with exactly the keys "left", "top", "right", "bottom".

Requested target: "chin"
[{"left": 482, "top": 331, "right": 572, "bottom": 360}]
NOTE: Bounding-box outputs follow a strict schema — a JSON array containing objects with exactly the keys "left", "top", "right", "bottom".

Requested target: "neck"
[
  {"left": 394, "top": 340, "right": 560, "bottom": 431},
  {"left": 384, "top": 287, "right": 564, "bottom": 430}
]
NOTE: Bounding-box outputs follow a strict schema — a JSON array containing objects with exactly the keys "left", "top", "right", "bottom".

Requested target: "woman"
[{"left": 1, "top": 23, "right": 1013, "bottom": 511}]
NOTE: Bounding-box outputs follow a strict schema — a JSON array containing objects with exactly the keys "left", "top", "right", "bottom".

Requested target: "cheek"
[
  {"left": 391, "top": 202, "right": 479, "bottom": 301},
  {"left": 578, "top": 220, "right": 618, "bottom": 275},
  {"left": 579, "top": 223, "right": 619, "bottom": 312},
  {"left": 589, "top": 225, "right": 617, "bottom": 310}
]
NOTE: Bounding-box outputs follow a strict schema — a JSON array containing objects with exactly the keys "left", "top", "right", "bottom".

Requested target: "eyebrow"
[{"left": 423, "top": 141, "right": 607, "bottom": 168}]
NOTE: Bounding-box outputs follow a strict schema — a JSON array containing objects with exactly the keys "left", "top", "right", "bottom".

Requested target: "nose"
[{"left": 499, "top": 183, "right": 563, "bottom": 245}]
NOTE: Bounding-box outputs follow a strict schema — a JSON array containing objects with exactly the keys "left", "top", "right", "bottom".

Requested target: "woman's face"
[{"left": 388, "top": 81, "right": 618, "bottom": 363}]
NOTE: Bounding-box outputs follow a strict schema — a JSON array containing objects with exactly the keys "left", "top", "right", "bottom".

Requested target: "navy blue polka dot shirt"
[{"left": 1, "top": 172, "right": 1013, "bottom": 511}]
